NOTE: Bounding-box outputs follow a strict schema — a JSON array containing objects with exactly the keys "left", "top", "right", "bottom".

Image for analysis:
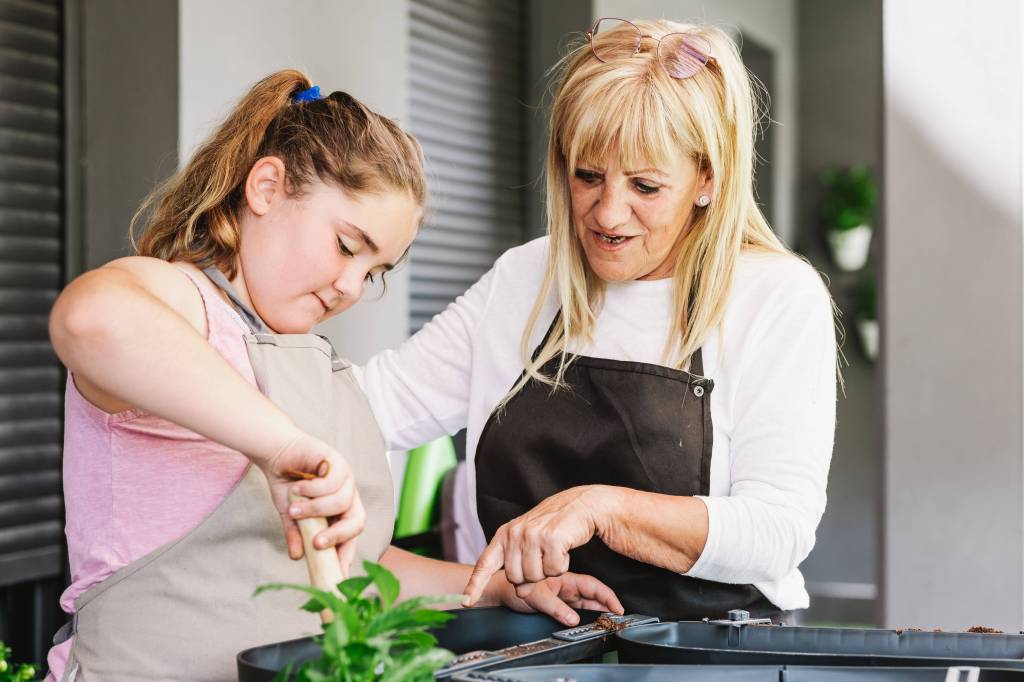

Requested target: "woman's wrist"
[{"left": 587, "top": 484, "right": 629, "bottom": 541}]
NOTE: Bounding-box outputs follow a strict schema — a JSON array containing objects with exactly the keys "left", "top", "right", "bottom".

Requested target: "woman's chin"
[{"left": 584, "top": 255, "right": 639, "bottom": 283}]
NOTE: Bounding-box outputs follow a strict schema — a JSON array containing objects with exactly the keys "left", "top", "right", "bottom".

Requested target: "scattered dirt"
[
  {"left": 896, "top": 626, "right": 1005, "bottom": 634},
  {"left": 594, "top": 615, "right": 627, "bottom": 632},
  {"left": 503, "top": 642, "right": 555, "bottom": 655}
]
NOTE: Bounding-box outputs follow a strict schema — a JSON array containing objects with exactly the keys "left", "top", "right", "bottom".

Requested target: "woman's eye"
[
  {"left": 634, "top": 180, "right": 660, "bottom": 194},
  {"left": 574, "top": 169, "right": 601, "bottom": 184},
  {"left": 337, "top": 237, "right": 353, "bottom": 256}
]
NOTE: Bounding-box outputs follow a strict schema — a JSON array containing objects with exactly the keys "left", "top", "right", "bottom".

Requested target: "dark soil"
[{"left": 594, "top": 615, "right": 627, "bottom": 632}]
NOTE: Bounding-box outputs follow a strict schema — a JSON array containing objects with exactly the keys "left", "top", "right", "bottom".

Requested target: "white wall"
[
  {"left": 884, "top": 0, "right": 1024, "bottom": 630},
  {"left": 179, "top": 0, "right": 412, "bottom": 363},
  {"left": 592, "top": 0, "right": 798, "bottom": 246}
]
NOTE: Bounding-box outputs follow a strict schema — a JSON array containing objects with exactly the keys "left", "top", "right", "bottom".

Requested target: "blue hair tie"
[{"left": 293, "top": 85, "right": 322, "bottom": 103}]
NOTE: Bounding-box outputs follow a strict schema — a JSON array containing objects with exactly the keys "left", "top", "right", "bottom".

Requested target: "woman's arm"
[
  {"left": 358, "top": 265, "right": 497, "bottom": 451},
  {"left": 50, "top": 257, "right": 365, "bottom": 561}
]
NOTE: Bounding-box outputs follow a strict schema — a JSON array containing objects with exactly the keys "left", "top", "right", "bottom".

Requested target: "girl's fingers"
[
  {"left": 337, "top": 537, "right": 358, "bottom": 578},
  {"left": 281, "top": 514, "right": 304, "bottom": 560},
  {"left": 313, "top": 496, "right": 366, "bottom": 549},
  {"left": 520, "top": 584, "right": 579, "bottom": 627},
  {"left": 290, "top": 458, "right": 348, "bottom": 498},
  {"left": 289, "top": 476, "right": 355, "bottom": 520},
  {"left": 569, "top": 574, "right": 624, "bottom": 614}
]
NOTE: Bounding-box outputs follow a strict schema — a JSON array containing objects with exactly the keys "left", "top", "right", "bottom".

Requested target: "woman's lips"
[{"left": 589, "top": 229, "right": 636, "bottom": 252}]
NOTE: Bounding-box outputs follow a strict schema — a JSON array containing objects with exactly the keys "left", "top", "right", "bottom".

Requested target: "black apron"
[{"left": 475, "top": 315, "right": 779, "bottom": 622}]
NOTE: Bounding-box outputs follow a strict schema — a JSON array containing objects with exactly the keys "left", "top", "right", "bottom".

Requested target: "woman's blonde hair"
[
  {"left": 508, "top": 20, "right": 792, "bottom": 402},
  {"left": 133, "top": 69, "right": 426, "bottom": 278}
]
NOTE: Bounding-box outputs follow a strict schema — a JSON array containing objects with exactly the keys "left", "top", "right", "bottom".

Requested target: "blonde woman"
[{"left": 362, "top": 19, "right": 836, "bottom": 622}]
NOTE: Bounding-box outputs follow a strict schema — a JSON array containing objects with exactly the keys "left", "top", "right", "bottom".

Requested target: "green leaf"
[
  {"left": 394, "top": 631, "right": 438, "bottom": 650},
  {"left": 337, "top": 575, "right": 374, "bottom": 601},
  {"left": 364, "top": 561, "right": 400, "bottom": 609},
  {"left": 367, "top": 607, "right": 455, "bottom": 638},
  {"left": 254, "top": 582, "right": 346, "bottom": 615},
  {"left": 388, "top": 594, "right": 462, "bottom": 613},
  {"left": 379, "top": 648, "right": 455, "bottom": 682}
]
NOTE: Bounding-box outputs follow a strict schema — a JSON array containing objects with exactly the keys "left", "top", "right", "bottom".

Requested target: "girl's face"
[
  {"left": 237, "top": 157, "right": 420, "bottom": 333},
  {"left": 569, "top": 152, "right": 712, "bottom": 282}
]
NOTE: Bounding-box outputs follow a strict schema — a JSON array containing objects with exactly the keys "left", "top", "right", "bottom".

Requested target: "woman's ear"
[
  {"left": 244, "top": 156, "right": 287, "bottom": 216},
  {"left": 696, "top": 168, "right": 714, "bottom": 205}
]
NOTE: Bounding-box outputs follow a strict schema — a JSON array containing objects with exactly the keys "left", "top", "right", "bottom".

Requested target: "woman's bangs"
[{"left": 561, "top": 77, "right": 691, "bottom": 173}]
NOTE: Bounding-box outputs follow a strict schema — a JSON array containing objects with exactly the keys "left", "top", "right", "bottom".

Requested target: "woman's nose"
[{"left": 593, "top": 182, "right": 632, "bottom": 229}]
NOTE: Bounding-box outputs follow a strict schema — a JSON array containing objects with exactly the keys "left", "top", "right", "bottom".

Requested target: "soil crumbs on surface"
[{"left": 594, "top": 615, "right": 627, "bottom": 632}]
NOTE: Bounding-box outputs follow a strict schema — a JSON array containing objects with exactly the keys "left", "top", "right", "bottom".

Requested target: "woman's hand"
[
  {"left": 259, "top": 431, "right": 366, "bottom": 574},
  {"left": 463, "top": 485, "right": 621, "bottom": 607}
]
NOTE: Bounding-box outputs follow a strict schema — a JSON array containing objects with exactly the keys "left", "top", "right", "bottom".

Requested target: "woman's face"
[
  {"left": 237, "top": 158, "right": 420, "bottom": 333},
  {"left": 569, "top": 151, "right": 712, "bottom": 282}
]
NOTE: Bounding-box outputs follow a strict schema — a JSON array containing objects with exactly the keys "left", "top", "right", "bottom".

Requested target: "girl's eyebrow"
[
  {"left": 339, "top": 220, "right": 380, "bottom": 254},
  {"left": 340, "top": 219, "right": 402, "bottom": 269}
]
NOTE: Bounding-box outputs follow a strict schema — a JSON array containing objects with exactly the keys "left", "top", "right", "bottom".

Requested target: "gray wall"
[
  {"left": 795, "top": 0, "right": 882, "bottom": 623},
  {"left": 525, "top": 0, "right": 592, "bottom": 239},
  {"left": 179, "top": 0, "right": 412, "bottom": 364},
  {"left": 78, "top": 0, "right": 178, "bottom": 270},
  {"left": 884, "top": 0, "right": 1023, "bottom": 630}
]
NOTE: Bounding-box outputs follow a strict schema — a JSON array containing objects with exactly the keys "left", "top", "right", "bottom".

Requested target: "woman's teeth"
[{"left": 600, "top": 234, "right": 626, "bottom": 244}]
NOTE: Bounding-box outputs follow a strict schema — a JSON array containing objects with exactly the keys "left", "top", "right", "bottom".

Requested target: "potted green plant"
[
  {"left": 854, "top": 275, "right": 878, "bottom": 362},
  {"left": 820, "top": 166, "right": 877, "bottom": 271},
  {"left": 255, "top": 561, "right": 459, "bottom": 681},
  {"left": 0, "top": 642, "right": 36, "bottom": 681}
]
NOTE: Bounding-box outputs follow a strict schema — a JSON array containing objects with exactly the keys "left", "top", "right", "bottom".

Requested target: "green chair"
[{"left": 392, "top": 436, "right": 457, "bottom": 557}]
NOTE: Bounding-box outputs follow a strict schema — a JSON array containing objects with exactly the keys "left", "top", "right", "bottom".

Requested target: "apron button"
[{"left": 693, "top": 385, "right": 705, "bottom": 397}]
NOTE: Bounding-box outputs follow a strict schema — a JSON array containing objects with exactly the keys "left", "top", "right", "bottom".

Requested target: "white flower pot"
[
  {"left": 856, "top": 317, "right": 879, "bottom": 362},
  {"left": 827, "top": 224, "right": 872, "bottom": 271}
]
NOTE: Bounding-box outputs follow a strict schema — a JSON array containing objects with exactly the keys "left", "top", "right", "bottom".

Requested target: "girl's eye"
[
  {"left": 574, "top": 169, "right": 601, "bottom": 184},
  {"left": 337, "top": 237, "right": 353, "bottom": 256},
  {"left": 634, "top": 180, "right": 660, "bottom": 194}
]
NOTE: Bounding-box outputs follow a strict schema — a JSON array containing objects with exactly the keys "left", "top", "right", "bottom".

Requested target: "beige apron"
[{"left": 55, "top": 269, "right": 394, "bottom": 681}]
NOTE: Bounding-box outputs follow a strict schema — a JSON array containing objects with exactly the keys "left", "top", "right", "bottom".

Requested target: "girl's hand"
[
  {"left": 259, "top": 431, "right": 366, "bottom": 573},
  {"left": 489, "top": 571, "right": 624, "bottom": 627}
]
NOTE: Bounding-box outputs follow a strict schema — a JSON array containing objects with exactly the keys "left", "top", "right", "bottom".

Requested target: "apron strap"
[
  {"left": 202, "top": 266, "right": 272, "bottom": 334},
  {"left": 534, "top": 309, "right": 706, "bottom": 379},
  {"left": 531, "top": 311, "right": 562, "bottom": 363}
]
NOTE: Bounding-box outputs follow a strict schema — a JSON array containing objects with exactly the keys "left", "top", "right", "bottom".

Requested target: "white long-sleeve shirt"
[{"left": 360, "top": 236, "right": 836, "bottom": 611}]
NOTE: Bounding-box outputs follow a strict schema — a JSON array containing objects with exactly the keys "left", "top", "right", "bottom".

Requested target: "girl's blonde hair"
[
  {"left": 508, "top": 20, "right": 792, "bottom": 402},
  {"left": 133, "top": 69, "right": 426, "bottom": 278}
]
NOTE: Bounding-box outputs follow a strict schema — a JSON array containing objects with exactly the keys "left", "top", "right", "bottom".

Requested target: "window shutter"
[
  {"left": 408, "top": 0, "right": 527, "bottom": 333},
  {"left": 0, "top": 0, "right": 64, "bottom": 586}
]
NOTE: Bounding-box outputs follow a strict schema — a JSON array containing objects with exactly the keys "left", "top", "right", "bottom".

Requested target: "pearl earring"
[{"left": 697, "top": 194, "right": 711, "bottom": 207}]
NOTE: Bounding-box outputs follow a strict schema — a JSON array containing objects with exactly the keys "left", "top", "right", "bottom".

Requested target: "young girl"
[{"left": 45, "top": 70, "right": 619, "bottom": 682}]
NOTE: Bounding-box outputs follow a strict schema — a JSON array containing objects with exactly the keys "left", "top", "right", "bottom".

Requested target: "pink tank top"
[{"left": 47, "top": 267, "right": 254, "bottom": 680}]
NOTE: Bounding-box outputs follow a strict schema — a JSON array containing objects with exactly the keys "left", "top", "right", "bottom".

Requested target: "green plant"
[
  {"left": 855, "top": 275, "right": 877, "bottom": 320},
  {"left": 0, "top": 642, "right": 35, "bottom": 681},
  {"left": 255, "top": 561, "right": 459, "bottom": 682},
  {"left": 820, "top": 166, "right": 877, "bottom": 231}
]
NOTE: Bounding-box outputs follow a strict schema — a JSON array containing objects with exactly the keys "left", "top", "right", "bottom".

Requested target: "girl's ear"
[{"left": 244, "top": 156, "right": 287, "bottom": 216}]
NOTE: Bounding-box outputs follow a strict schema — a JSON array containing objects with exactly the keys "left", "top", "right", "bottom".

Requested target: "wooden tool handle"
[{"left": 290, "top": 489, "right": 345, "bottom": 625}]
